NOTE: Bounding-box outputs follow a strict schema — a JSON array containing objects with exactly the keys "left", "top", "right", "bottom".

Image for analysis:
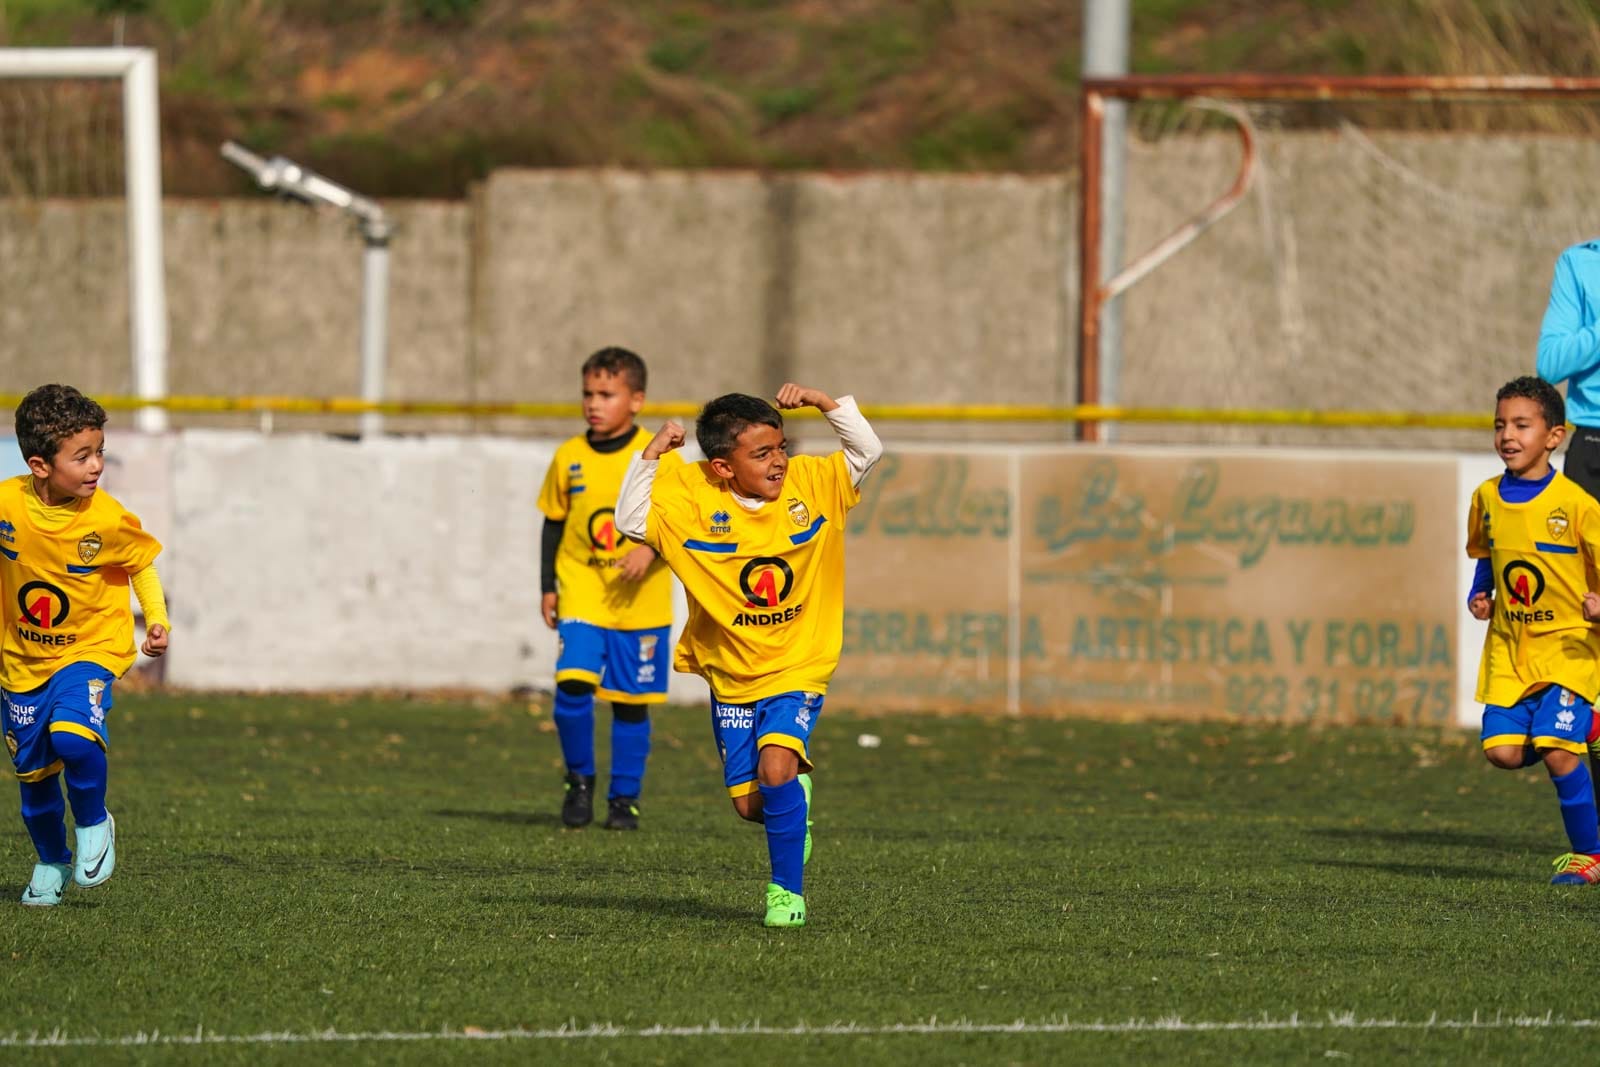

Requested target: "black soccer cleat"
[
  {"left": 604, "top": 796, "right": 640, "bottom": 831},
  {"left": 561, "top": 772, "right": 595, "bottom": 828}
]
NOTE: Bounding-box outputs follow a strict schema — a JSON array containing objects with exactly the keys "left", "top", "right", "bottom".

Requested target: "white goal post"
[{"left": 0, "top": 48, "right": 167, "bottom": 431}]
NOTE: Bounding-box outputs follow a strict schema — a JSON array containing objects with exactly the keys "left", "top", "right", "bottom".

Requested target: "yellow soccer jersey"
[
  {"left": 1467, "top": 470, "right": 1600, "bottom": 707},
  {"left": 538, "top": 430, "right": 675, "bottom": 630},
  {"left": 642, "top": 451, "right": 860, "bottom": 702},
  {"left": 0, "top": 475, "right": 162, "bottom": 692}
]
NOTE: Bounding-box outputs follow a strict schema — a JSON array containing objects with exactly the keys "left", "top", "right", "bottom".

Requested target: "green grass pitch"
[{"left": 2, "top": 693, "right": 1596, "bottom": 1064}]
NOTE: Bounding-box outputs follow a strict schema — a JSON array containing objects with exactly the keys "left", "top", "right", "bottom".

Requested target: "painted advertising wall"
[
  {"left": 836, "top": 449, "right": 1460, "bottom": 724},
  {"left": 0, "top": 433, "right": 1496, "bottom": 725}
]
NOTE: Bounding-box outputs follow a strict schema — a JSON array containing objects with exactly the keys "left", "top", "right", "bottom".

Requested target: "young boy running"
[
  {"left": 614, "top": 383, "right": 882, "bottom": 926},
  {"left": 3, "top": 384, "right": 171, "bottom": 906},
  {"left": 1467, "top": 375, "right": 1600, "bottom": 884},
  {"left": 537, "top": 347, "right": 676, "bottom": 830}
]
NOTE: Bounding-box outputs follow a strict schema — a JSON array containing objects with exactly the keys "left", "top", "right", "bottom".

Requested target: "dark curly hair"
[
  {"left": 580, "top": 346, "right": 647, "bottom": 393},
  {"left": 1497, "top": 375, "right": 1566, "bottom": 430},
  {"left": 696, "top": 393, "right": 783, "bottom": 460},
  {"left": 15, "top": 384, "right": 107, "bottom": 464}
]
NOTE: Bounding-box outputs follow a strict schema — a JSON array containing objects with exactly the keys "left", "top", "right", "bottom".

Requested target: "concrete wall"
[
  {"left": 472, "top": 171, "right": 1075, "bottom": 420},
  {"left": 7, "top": 136, "right": 1600, "bottom": 447}
]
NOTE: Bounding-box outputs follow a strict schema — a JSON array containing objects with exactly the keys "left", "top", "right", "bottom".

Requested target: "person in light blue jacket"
[
  {"left": 1539, "top": 240, "right": 1600, "bottom": 498},
  {"left": 1536, "top": 239, "right": 1600, "bottom": 807}
]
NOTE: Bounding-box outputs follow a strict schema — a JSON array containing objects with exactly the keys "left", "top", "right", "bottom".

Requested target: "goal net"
[
  {"left": 1081, "top": 76, "right": 1600, "bottom": 447},
  {"left": 0, "top": 49, "right": 167, "bottom": 429}
]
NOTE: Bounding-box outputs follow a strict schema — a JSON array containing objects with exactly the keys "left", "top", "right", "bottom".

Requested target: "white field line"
[{"left": 2, "top": 1013, "right": 1599, "bottom": 1047}]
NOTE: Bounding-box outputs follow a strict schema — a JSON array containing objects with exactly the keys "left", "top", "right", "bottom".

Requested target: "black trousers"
[{"left": 1567, "top": 426, "right": 1600, "bottom": 501}]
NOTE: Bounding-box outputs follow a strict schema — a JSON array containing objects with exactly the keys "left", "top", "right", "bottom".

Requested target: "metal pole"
[
  {"left": 359, "top": 219, "right": 392, "bottom": 439},
  {"left": 1078, "top": 90, "right": 1104, "bottom": 442},
  {"left": 1081, "top": 0, "right": 1129, "bottom": 443},
  {"left": 1083, "top": 72, "right": 1600, "bottom": 99},
  {"left": 219, "top": 142, "right": 391, "bottom": 439}
]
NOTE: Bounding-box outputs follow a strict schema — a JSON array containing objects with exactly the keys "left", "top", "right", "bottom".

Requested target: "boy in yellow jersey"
[
  {"left": 537, "top": 347, "right": 677, "bottom": 830},
  {"left": 615, "top": 384, "right": 883, "bottom": 927},
  {"left": 2, "top": 385, "right": 170, "bottom": 906},
  {"left": 1467, "top": 376, "right": 1600, "bottom": 885}
]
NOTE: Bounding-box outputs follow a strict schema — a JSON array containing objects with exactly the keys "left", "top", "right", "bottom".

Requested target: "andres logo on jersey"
[
  {"left": 586, "top": 507, "right": 621, "bottom": 567},
  {"left": 16, "top": 580, "right": 74, "bottom": 647},
  {"left": 1502, "top": 560, "right": 1554, "bottom": 623},
  {"left": 733, "top": 557, "right": 802, "bottom": 627}
]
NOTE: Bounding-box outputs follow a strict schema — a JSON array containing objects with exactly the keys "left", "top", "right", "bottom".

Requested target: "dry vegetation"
[{"left": 4, "top": 0, "right": 1600, "bottom": 196}]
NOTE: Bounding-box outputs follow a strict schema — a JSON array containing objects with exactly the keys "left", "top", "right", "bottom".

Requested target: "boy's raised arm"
[
  {"left": 773, "top": 384, "right": 883, "bottom": 487},
  {"left": 616, "top": 421, "right": 684, "bottom": 543},
  {"left": 822, "top": 395, "right": 883, "bottom": 488},
  {"left": 615, "top": 456, "right": 654, "bottom": 543}
]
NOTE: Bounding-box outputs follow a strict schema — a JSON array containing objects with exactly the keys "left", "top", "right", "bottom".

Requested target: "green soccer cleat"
[
  {"left": 21, "top": 862, "right": 71, "bottom": 907},
  {"left": 798, "top": 772, "right": 813, "bottom": 866},
  {"left": 73, "top": 811, "right": 115, "bottom": 889},
  {"left": 1551, "top": 852, "right": 1600, "bottom": 886},
  {"left": 764, "top": 882, "right": 807, "bottom": 928}
]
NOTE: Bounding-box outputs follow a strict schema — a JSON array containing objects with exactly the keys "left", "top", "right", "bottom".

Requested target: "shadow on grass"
[
  {"left": 6, "top": 887, "right": 101, "bottom": 909},
  {"left": 525, "top": 887, "right": 752, "bottom": 922},
  {"left": 1310, "top": 826, "right": 1549, "bottom": 852},
  {"left": 432, "top": 808, "right": 564, "bottom": 828},
  {"left": 1312, "top": 858, "right": 1524, "bottom": 881}
]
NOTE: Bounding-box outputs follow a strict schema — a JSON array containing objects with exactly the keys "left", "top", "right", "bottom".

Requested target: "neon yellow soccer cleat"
[
  {"left": 764, "top": 882, "right": 806, "bottom": 928},
  {"left": 1550, "top": 852, "right": 1600, "bottom": 886}
]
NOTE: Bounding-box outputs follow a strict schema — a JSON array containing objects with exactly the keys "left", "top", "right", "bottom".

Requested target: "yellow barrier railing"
[{"left": 0, "top": 394, "right": 1495, "bottom": 430}]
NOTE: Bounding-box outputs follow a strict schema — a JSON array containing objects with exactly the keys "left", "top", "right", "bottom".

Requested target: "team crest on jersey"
[
  {"left": 4, "top": 731, "right": 16, "bottom": 759},
  {"left": 1561, "top": 688, "right": 1576, "bottom": 708},
  {"left": 787, "top": 499, "right": 810, "bottom": 528},
  {"left": 1548, "top": 509, "right": 1570, "bottom": 540},
  {"left": 77, "top": 532, "right": 102, "bottom": 564},
  {"left": 638, "top": 634, "right": 658, "bottom": 661},
  {"left": 0, "top": 519, "right": 14, "bottom": 543},
  {"left": 87, "top": 679, "right": 106, "bottom": 712}
]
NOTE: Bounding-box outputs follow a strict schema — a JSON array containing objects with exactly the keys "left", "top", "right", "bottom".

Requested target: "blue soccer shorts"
[
  {"left": 555, "top": 621, "right": 671, "bottom": 704},
  {"left": 710, "top": 690, "right": 821, "bottom": 799},
  {"left": 1481, "top": 684, "right": 1594, "bottom": 755},
  {"left": 4, "top": 662, "right": 116, "bottom": 783}
]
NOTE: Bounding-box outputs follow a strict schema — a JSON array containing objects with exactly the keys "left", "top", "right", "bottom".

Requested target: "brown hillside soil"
[{"left": 7, "top": 0, "right": 1600, "bottom": 197}]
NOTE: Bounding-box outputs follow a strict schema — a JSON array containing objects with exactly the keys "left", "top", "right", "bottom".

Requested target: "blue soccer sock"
[
  {"left": 53, "top": 730, "right": 108, "bottom": 829},
  {"left": 609, "top": 712, "right": 651, "bottom": 799},
  {"left": 18, "top": 776, "right": 71, "bottom": 865},
  {"left": 552, "top": 687, "right": 596, "bottom": 777},
  {"left": 758, "top": 777, "right": 807, "bottom": 895},
  {"left": 1550, "top": 762, "right": 1600, "bottom": 855}
]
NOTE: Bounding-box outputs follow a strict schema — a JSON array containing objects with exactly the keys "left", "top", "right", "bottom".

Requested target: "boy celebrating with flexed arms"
[{"left": 615, "top": 383, "right": 882, "bottom": 927}]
